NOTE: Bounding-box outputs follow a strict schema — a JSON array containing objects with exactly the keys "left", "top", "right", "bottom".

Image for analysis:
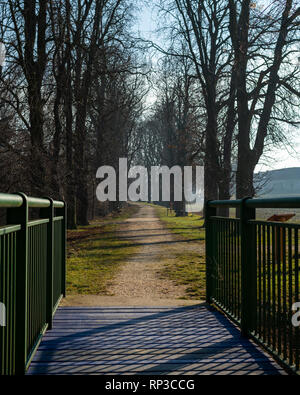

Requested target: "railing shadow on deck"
[{"left": 28, "top": 305, "right": 283, "bottom": 375}]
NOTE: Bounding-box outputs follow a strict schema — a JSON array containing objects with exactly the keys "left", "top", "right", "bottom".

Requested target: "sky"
[
  {"left": 255, "top": 139, "right": 300, "bottom": 172},
  {"left": 136, "top": 4, "right": 300, "bottom": 173},
  {"left": 136, "top": 3, "right": 157, "bottom": 38}
]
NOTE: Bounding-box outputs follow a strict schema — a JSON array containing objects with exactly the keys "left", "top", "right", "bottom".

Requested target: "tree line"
[
  {"left": 0, "top": 1, "right": 299, "bottom": 224},
  {"left": 138, "top": 0, "right": 299, "bottom": 215},
  {"left": 0, "top": 0, "right": 148, "bottom": 228}
]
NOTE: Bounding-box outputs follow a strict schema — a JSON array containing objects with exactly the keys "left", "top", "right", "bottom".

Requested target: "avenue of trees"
[
  {"left": 0, "top": 1, "right": 299, "bottom": 225},
  {"left": 145, "top": 0, "right": 300, "bottom": 211},
  {"left": 0, "top": 0, "right": 148, "bottom": 227}
]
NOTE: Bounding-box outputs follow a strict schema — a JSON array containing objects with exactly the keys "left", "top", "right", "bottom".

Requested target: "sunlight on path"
[
  {"left": 108, "top": 204, "right": 198, "bottom": 304},
  {"left": 64, "top": 204, "right": 203, "bottom": 307}
]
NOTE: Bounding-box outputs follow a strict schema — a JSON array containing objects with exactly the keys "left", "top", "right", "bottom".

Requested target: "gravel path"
[
  {"left": 108, "top": 204, "right": 188, "bottom": 300},
  {"left": 63, "top": 204, "right": 203, "bottom": 307}
]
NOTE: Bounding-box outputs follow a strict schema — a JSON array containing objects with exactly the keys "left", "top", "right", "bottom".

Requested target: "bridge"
[{"left": 0, "top": 193, "right": 299, "bottom": 375}]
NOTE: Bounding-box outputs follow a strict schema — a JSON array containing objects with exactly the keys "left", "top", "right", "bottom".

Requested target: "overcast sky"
[{"left": 136, "top": 3, "right": 300, "bottom": 173}]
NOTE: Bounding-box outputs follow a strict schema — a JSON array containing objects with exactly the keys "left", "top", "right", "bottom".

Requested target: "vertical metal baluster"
[
  {"left": 272, "top": 226, "right": 276, "bottom": 351},
  {"left": 219, "top": 219, "right": 221, "bottom": 303},
  {"left": 13, "top": 232, "right": 17, "bottom": 374},
  {"left": 4, "top": 235, "right": 8, "bottom": 373},
  {"left": 0, "top": 236, "right": 3, "bottom": 374},
  {"left": 267, "top": 225, "right": 271, "bottom": 347},
  {"left": 262, "top": 224, "right": 266, "bottom": 343},
  {"left": 225, "top": 219, "right": 227, "bottom": 309},
  {"left": 282, "top": 227, "right": 287, "bottom": 362},
  {"left": 294, "top": 228, "right": 299, "bottom": 371},
  {"left": 220, "top": 219, "right": 223, "bottom": 306},
  {"left": 258, "top": 224, "right": 262, "bottom": 338},
  {"left": 277, "top": 225, "right": 282, "bottom": 357},
  {"left": 288, "top": 228, "right": 293, "bottom": 367},
  {"left": 233, "top": 221, "right": 236, "bottom": 318},
  {"left": 231, "top": 220, "right": 234, "bottom": 316},
  {"left": 9, "top": 233, "right": 13, "bottom": 374},
  {"left": 223, "top": 219, "right": 226, "bottom": 308},
  {"left": 7, "top": 193, "right": 29, "bottom": 375},
  {"left": 218, "top": 219, "right": 220, "bottom": 303},
  {"left": 238, "top": 221, "right": 241, "bottom": 320},
  {"left": 213, "top": 219, "right": 216, "bottom": 302}
]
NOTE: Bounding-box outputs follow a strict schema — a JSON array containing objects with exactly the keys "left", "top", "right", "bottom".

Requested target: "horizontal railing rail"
[
  {"left": 0, "top": 193, "right": 64, "bottom": 209},
  {"left": 209, "top": 196, "right": 300, "bottom": 209},
  {"left": 206, "top": 197, "right": 300, "bottom": 375},
  {"left": 0, "top": 193, "right": 66, "bottom": 375}
]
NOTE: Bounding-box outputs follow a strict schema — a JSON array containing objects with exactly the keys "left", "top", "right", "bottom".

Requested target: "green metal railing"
[
  {"left": 0, "top": 193, "right": 66, "bottom": 375},
  {"left": 206, "top": 197, "right": 300, "bottom": 375}
]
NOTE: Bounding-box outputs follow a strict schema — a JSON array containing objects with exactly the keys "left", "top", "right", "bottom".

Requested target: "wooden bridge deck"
[{"left": 27, "top": 305, "right": 287, "bottom": 375}]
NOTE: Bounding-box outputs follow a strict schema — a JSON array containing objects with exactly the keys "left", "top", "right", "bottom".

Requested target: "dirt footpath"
[{"left": 63, "top": 204, "right": 203, "bottom": 307}]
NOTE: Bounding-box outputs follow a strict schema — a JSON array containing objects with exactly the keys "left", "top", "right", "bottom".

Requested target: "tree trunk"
[
  {"left": 22, "top": 0, "right": 48, "bottom": 196},
  {"left": 218, "top": 180, "right": 231, "bottom": 217},
  {"left": 51, "top": 81, "right": 63, "bottom": 198},
  {"left": 204, "top": 109, "right": 219, "bottom": 205},
  {"left": 236, "top": 155, "right": 255, "bottom": 199},
  {"left": 64, "top": 10, "right": 77, "bottom": 229},
  {"left": 75, "top": 97, "right": 90, "bottom": 226},
  {"left": 76, "top": 173, "right": 89, "bottom": 225},
  {"left": 28, "top": 87, "right": 45, "bottom": 196},
  {"left": 218, "top": 69, "right": 236, "bottom": 216}
]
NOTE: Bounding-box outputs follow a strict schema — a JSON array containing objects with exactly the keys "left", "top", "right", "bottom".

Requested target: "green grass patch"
[
  {"left": 66, "top": 204, "right": 139, "bottom": 295},
  {"left": 160, "top": 253, "right": 206, "bottom": 300},
  {"left": 153, "top": 204, "right": 205, "bottom": 241},
  {"left": 151, "top": 204, "right": 206, "bottom": 300}
]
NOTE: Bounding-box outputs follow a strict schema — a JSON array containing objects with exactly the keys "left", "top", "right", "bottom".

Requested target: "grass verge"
[
  {"left": 152, "top": 204, "right": 206, "bottom": 300},
  {"left": 153, "top": 204, "right": 205, "bottom": 240},
  {"left": 159, "top": 253, "right": 206, "bottom": 300},
  {"left": 66, "top": 204, "right": 139, "bottom": 295}
]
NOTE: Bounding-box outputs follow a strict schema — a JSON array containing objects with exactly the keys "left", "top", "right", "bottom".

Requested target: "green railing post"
[
  {"left": 240, "top": 198, "right": 256, "bottom": 337},
  {"left": 205, "top": 201, "right": 217, "bottom": 304},
  {"left": 40, "top": 199, "right": 54, "bottom": 330},
  {"left": 56, "top": 202, "right": 67, "bottom": 297},
  {"left": 6, "top": 193, "right": 28, "bottom": 375}
]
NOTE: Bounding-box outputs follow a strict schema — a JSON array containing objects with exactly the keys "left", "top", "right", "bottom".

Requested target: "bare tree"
[
  {"left": 0, "top": 0, "right": 148, "bottom": 228},
  {"left": 156, "top": 0, "right": 236, "bottom": 215},
  {"left": 7, "top": 0, "right": 48, "bottom": 195},
  {"left": 229, "top": 0, "right": 300, "bottom": 198},
  {"left": 138, "top": 53, "right": 205, "bottom": 215}
]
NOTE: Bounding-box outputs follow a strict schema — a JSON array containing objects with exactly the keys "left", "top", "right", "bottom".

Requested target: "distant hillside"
[{"left": 255, "top": 167, "right": 300, "bottom": 198}]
